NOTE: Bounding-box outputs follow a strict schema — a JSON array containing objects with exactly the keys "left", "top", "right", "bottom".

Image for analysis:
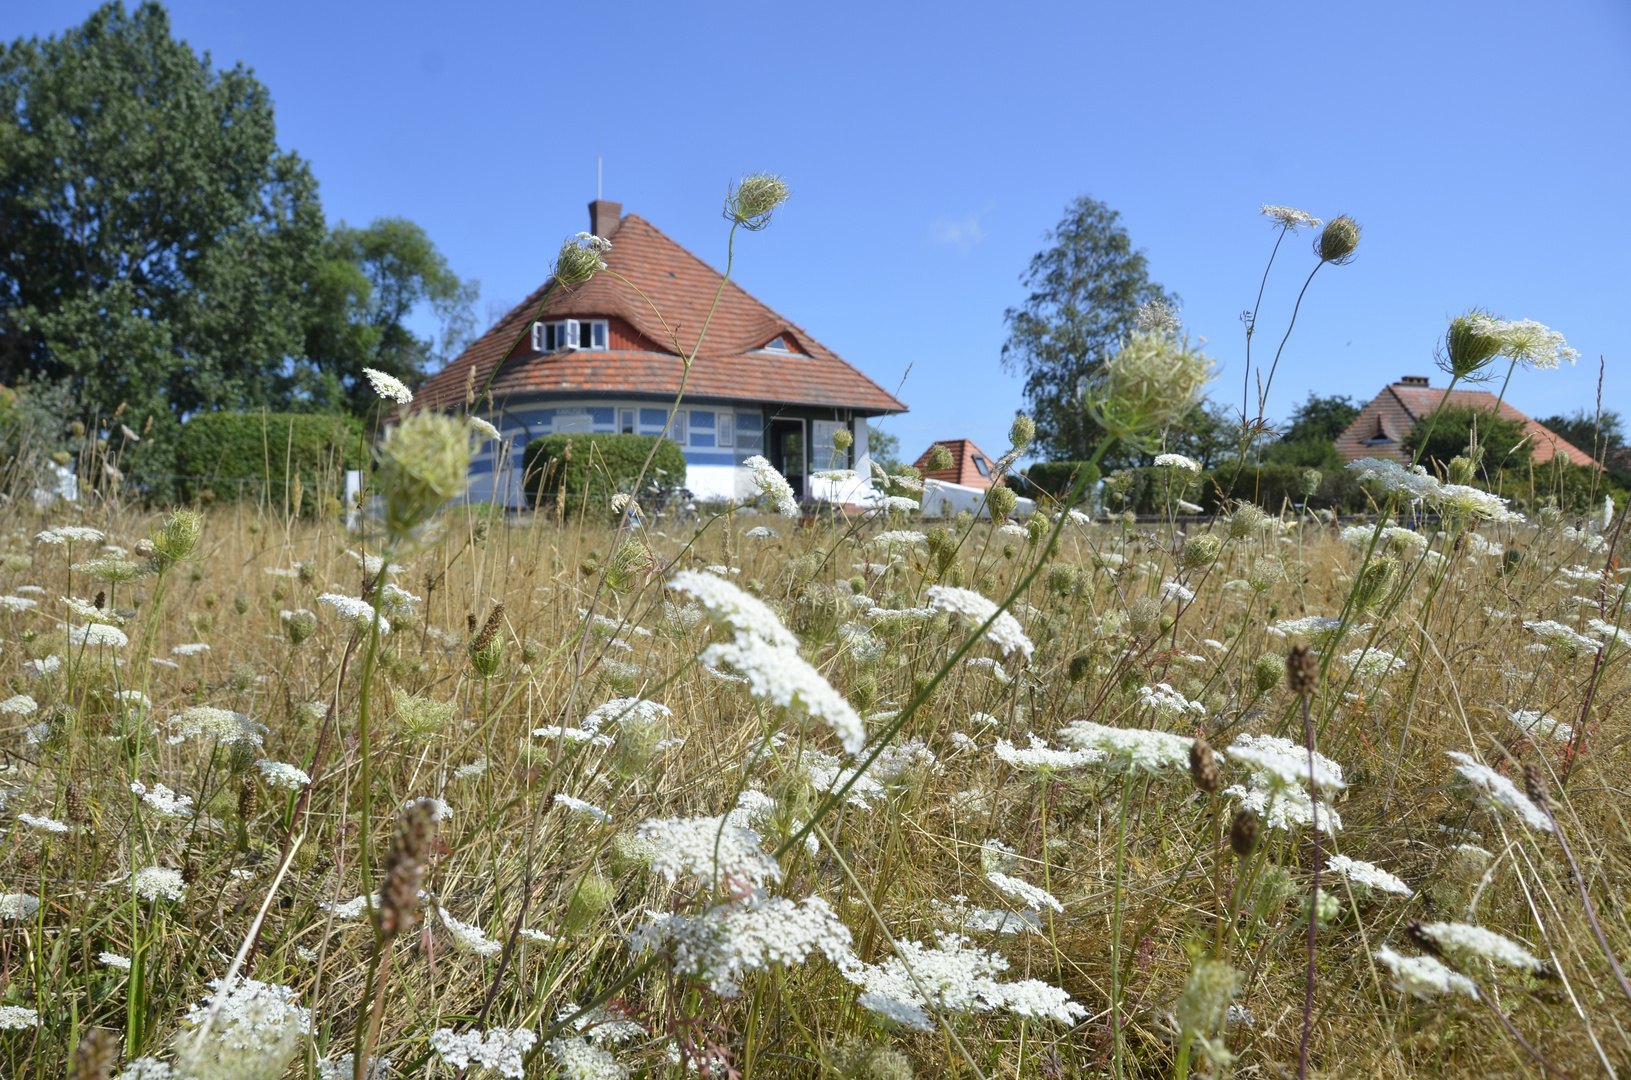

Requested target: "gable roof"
[
  {"left": 913, "top": 438, "right": 996, "bottom": 489},
  {"left": 1334, "top": 379, "right": 1595, "bottom": 467},
  {"left": 414, "top": 213, "right": 906, "bottom": 415}
]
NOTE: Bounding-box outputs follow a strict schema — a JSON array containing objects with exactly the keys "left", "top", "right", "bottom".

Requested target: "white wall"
[{"left": 921, "top": 479, "right": 1035, "bottom": 519}]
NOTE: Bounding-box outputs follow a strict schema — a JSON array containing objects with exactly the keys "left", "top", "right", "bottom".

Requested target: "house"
[
  {"left": 912, "top": 438, "right": 996, "bottom": 490},
  {"left": 1334, "top": 375, "right": 1595, "bottom": 467},
  {"left": 414, "top": 199, "right": 907, "bottom": 505}
]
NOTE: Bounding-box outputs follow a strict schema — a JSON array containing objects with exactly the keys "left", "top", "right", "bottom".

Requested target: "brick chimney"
[
  {"left": 588, "top": 199, "right": 623, "bottom": 239},
  {"left": 1398, "top": 375, "right": 1429, "bottom": 387}
]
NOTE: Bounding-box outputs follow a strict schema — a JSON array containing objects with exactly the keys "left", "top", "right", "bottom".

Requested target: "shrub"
[
  {"left": 521, "top": 433, "right": 686, "bottom": 505},
  {"left": 1403, "top": 404, "right": 1532, "bottom": 472},
  {"left": 1016, "top": 461, "right": 1100, "bottom": 499},
  {"left": 176, "top": 412, "right": 365, "bottom": 507}
]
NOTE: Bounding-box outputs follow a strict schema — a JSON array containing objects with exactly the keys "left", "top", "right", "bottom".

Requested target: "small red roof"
[
  {"left": 415, "top": 213, "right": 905, "bottom": 415},
  {"left": 913, "top": 438, "right": 997, "bottom": 490},
  {"left": 1335, "top": 379, "right": 1596, "bottom": 468}
]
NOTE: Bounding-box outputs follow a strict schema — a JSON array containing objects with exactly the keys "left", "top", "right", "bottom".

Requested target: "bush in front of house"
[
  {"left": 176, "top": 412, "right": 366, "bottom": 509},
  {"left": 522, "top": 433, "right": 687, "bottom": 506}
]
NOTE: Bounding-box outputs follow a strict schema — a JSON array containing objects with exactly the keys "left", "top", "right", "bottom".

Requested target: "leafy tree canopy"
[
  {"left": 1536, "top": 409, "right": 1624, "bottom": 461},
  {"left": 1403, "top": 404, "right": 1533, "bottom": 474},
  {"left": 1262, "top": 393, "right": 1359, "bottom": 470},
  {"left": 1001, "top": 195, "right": 1174, "bottom": 461}
]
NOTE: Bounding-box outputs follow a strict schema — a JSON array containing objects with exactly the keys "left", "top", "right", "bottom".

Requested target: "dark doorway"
[{"left": 768, "top": 418, "right": 806, "bottom": 502}]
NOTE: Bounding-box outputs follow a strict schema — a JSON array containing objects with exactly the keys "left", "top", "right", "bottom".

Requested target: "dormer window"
[
  {"left": 763, "top": 335, "right": 789, "bottom": 352},
  {"left": 971, "top": 454, "right": 990, "bottom": 478},
  {"left": 531, "top": 319, "right": 608, "bottom": 353}
]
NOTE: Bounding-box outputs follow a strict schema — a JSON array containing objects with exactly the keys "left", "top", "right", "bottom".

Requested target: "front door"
[{"left": 768, "top": 418, "right": 806, "bottom": 503}]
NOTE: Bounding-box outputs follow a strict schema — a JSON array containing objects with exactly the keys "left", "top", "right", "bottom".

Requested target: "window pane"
[
  {"left": 972, "top": 455, "right": 989, "bottom": 477},
  {"left": 718, "top": 413, "right": 734, "bottom": 448},
  {"left": 593, "top": 322, "right": 607, "bottom": 349},
  {"left": 620, "top": 410, "right": 634, "bottom": 434}
]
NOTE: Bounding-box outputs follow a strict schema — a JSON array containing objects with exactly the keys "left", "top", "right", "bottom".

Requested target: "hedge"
[
  {"left": 177, "top": 412, "right": 365, "bottom": 507},
  {"left": 521, "top": 433, "right": 686, "bottom": 504},
  {"left": 1011, "top": 461, "right": 1100, "bottom": 499}
]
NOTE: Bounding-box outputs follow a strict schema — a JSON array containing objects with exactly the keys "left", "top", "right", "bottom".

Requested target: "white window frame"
[
  {"left": 534, "top": 319, "right": 609, "bottom": 352},
  {"left": 717, "top": 412, "right": 735, "bottom": 448}
]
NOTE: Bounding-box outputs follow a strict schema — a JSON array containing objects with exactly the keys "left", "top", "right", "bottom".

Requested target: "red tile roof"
[
  {"left": 1334, "top": 380, "right": 1596, "bottom": 467},
  {"left": 913, "top": 438, "right": 996, "bottom": 489},
  {"left": 414, "top": 213, "right": 905, "bottom": 415}
]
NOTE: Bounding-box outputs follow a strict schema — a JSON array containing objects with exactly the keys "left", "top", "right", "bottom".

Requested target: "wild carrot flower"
[
  {"left": 1153, "top": 453, "right": 1201, "bottom": 473},
  {"left": 176, "top": 977, "right": 310, "bottom": 1080},
  {"left": 1522, "top": 619, "right": 1598, "bottom": 657},
  {"left": 68, "top": 623, "right": 127, "bottom": 648},
  {"left": 136, "top": 784, "right": 194, "bottom": 817},
  {"left": 1506, "top": 709, "right": 1573, "bottom": 743},
  {"left": 0, "top": 893, "right": 40, "bottom": 919},
  {"left": 1260, "top": 205, "right": 1322, "bottom": 230},
  {"left": 254, "top": 761, "right": 310, "bottom": 790},
  {"left": 1372, "top": 947, "right": 1476, "bottom": 999},
  {"left": 636, "top": 814, "right": 782, "bottom": 889},
  {"left": 318, "top": 593, "right": 390, "bottom": 635},
  {"left": 926, "top": 585, "right": 1033, "bottom": 660},
  {"left": 100, "top": 951, "right": 132, "bottom": 970},
  {"left": 1445, "top": 751, "right": 1552, "bottom": 831},
  {"left": 430, "top": 1028, "right": 537, "bottom": 1079},
  {"left": 744, "top": 455, "right": 800, "bottom": 517},
  {"left": 440, "top": 907, "right": 503, "bottom": 956},
  {"left": 168, "top": 707, "right": 264, "bottom": 747},
  {"left": 469, "top": 416, "right": 500, "bottom": 441},
  {"left": 994, "top": 735, "right": 1102, "bottom": 772},
  {"left": 1325, "top": 855, "right": 1412, "bottom": 896},
  {"left": 0, "top": 695, "right": 36, "bottom": 715},
  {"left": 629, "top": 892, "right": 853, "bottom": 996},
  {"left": 1415, "top": 921, "right": 1546, "bottom": 972},
  {"left": 131, "top": 867, "right": 186, "bottom": 902},
  {"left": 17, "top": 812, "right": 68, "bottom": 833},
  {"left": 1061, "top": 721, "right": 1195, "bottom": 771},
  {"left": 0, "top": 1007, "right": 38, "bottom": 1029},
  {"left": 985, "top": 872, "right": 1063, "bottom": 912},
  {"left": 171, "top": 642, "right": 210, "bottom": 657},
  {"left": 363, "top": 367, "right": 413, "bottom": 404},
  {"left": 554, "top": 794, "right": 611, "bottom": 822},
  {"left": 1346, "top": 457, "right": 1441, "bottom": 501},
  {"left": 842, "top": 932, "right": 1086, "bottom": 1029}
]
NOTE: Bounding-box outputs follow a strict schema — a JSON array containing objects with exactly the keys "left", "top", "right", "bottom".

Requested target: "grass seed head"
[
  {"left": 379, "top": 799, "right": 437, "bottom": 938},
  {"left": 1190, "top": 737, "right": 1221, "bottom": 794},
  {"left": 1286, "top": 644, "right": 1318, "bottom": 697},
  {"left": 1229, "top": 808, "right": 1260, "bottom": 858},
  {"left": 69, "top": 1028, "right": 120, "bottom": 1080}
]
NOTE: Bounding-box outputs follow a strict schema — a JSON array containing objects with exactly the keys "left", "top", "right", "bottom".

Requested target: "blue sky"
[{"left": 9, "top": 0, "right": 1631, "bottom": 462}]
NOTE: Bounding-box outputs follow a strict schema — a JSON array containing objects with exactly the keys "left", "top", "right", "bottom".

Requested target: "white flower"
[
  {"left": 1224, "top": 783, "right": 1342, "bottom": 835},
  {"left": 320, "top": 894, "right": 377, "bottom": 920},
  {"left": 1160, "top": 580, "right": 1195, "bottom": 604},
  {"left": 842, "top": 931, "right": 1085, "bottom": 1030},
  {"left": 453, "top": 757, "right": 489, "bottom": 780},
  {"left": 1061, "top": 720, "right": 1195, "bottom": 771},
  {"left": 0, "top": 1006, "right": 38, "bottom": 1029},
  {"left": 549, "top": 1036, "right": 628, "bottom": 1080},
  {"left": 637, "top": 814, "right": 781, "bottom": 889},
  {"left": 318, "top": 593, "right": 391, "bottom": 635},
  {"left": 1134, "top": 682, "right": 1208, "bottom": 719},
  {"left": 870, "top": 530, "right": 928, "bottom": 547},
  {"left": 1416, "top": 921, "right": 1546, "bottom": 972},
  {"left": 140, "top": 784, "right": 194, "bottom": 817},
  {"left": 1346, "top": 457, "right": 1441, "bottom": 502},
  {"left": 1270, "top": 616, "right": 1350, "bottom": 645},
  {"left": 168, "top": 706, "right": 264, "bottom": 747},
  {"left": 1522, "top": 619, "right": 1598, "bottom": 657},
  {"left": 100, "top": 951, "right": 132, "bottom": 970},
  {"left": 926, "top": 586, "right": 1033, "bottom": 660},
  {"left": 1153, "top": 453, "right": 1200, "bottom": 473},
  {"left": 17, "top": 812, "right": 68, "bottom": 833},
  {"left": 37, "top": 526, "right": 105, "bottom": 545},
  {"left": 554, "top": 793, "right": 611, "bottom": 822},
  {"left": 1227, "top": 733, "right": 1345, "bottom": 792},
  {"left": 583, "top": 697, "right": 671, "bottom": 732},
  {"left": 363, "top": 367, "right": 413, "bottom": 404},
  {"left": 994, "top": 735, "right": 1102, "bottom": 772},
  {"left": 1380, "top": 526, "right": 1426, "bottom": 550},
  {"left": 1437, "top": 484, "right": 1517, "bottom": 523},
  {"left": 629, "top": 892, "right": 853, "bottom": 997},
  {"left": 430, "top": 1028, "right": 537, "bottom": 1079},
  {"left": 1260, "top": 205, "right": 1322, "bottom": 230},
  {"left": 170, "top": 642, "right": 210, "bottom": 657},
  {"left": 1444, "top": 751, "right": 1551, "bottom": 831},
  {"left": 1588, "top": 618, "right": 1630, "bottom": 647},
  {"left": 0, "top": 695, "right": 37, "bottom": 716},
  {"left": 26, "top": 656, "right": 62, "bottom": 676},
  {"left": 0, "top": 893, "right": 39, "bottom": 919},
  {"left": 132, "top": 866, "right": 186, "bottom": 901},
  {"left": 470, "top": 416, "right": 500, "bottom": 441},
  {"left": 744, "top": 455, "right": 799, "bottom": 517},
  {"left": 1372, "top": 947, "right": 1476, "bottom": 999},
  {"left": 1176, "top": 499, "right": 1205, "bottom": 514},
  {"left": 532, "top": 724, "right": 613, "bottom": 746},
  {"left": 1506, "top": 708, "right": 1573, "bottom": 744},
  {"left": 439, "top": 907, "right": 503, "bottom": 956},
  {"left": 1325, "top": 854, "right": 1412, "bottom": 896},
  {"left": 69, "top": 623, "right": 128, "bottom": 648},
  {"left": 1493, "top": 318, "right": 1578, "bottom": 370},
  {"left": 0, "top": 595, "right": 38, "bottom": 613},
  {"left": 1337, "top": 648, "right": 1407, "bottom": 679},
  {"left": 177, "top": 977, "right": 310, "bottom": 1080},
  {"left": 670, "top": 570, "right": 798, "bottom": 649},
  {"left": 702, "top": 637, "right": 867, "bottom": 755},
  {"left": 985, "top": 872, "right": 1062, "bottom": 912},
  {"left": 114, "top": 690, "right": 151, "bottom": 710},
  {"left": 255, "top": 760, "right": 311, "bottom": 790},
  {"left": 744, "top": 526, "right": 778, "bottom": 539}
]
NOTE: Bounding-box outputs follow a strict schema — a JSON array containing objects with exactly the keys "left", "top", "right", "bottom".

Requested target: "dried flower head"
[
  {"left": 1190, "top": 737, "right": 1221, "bottom": 794},
  {"left": 724, "top": 172, "right": 791, "bottom": 230},
  {"left": 1260, "top": 205, "right": 1322, "bottom": 231},
  {"left": 1229, "top": 808, "right": 1260, "bottom": 857},
  {"left": 1316, "top": 214, "right": 1361, "bottom": 264},
  {"left": 1285, "top": 644, "right": 1319, "bottom": 697}
]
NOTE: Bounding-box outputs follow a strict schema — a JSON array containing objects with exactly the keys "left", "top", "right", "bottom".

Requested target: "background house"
[
  {"left": 1335, "top": 375, "right": 1595, "bottom": 466},
  {"left": 415, "top": 200, "right": 906, "bottom": 505},
  {"left": 912, "top": 438, "right": 996, "bottom": 490}
]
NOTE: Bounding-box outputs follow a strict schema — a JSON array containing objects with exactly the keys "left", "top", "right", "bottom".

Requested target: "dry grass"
[{"left": 2, "top": 491, "right": 1629, "bottom": 1079}]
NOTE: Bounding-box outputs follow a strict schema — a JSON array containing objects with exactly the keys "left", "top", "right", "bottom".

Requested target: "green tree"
[
  {"left": 1535, "top": 409, "right": 1624, "bottom": 462},
  {"left": 1262, "top": 393, "right": 1360, "bottom": 469},
  {"left": 1001, "top": 196, "right": 1175, "bottom": 461},
  {"left": 293, "top": 218, "right": 479, "bottom": 415},
  {"left": 0, "top": 2, "right": 327, "bottom": 488},
  {"left": 864, "top": 424, "right": 902, "bottom": 472},
  {"left": 1403, "top": 404, "right": 1532, "bottom": 474}
]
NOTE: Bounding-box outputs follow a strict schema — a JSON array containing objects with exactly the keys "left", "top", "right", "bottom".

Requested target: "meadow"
[{"left": 2, "top": 449, "right": 1628, "bottom": 1079}]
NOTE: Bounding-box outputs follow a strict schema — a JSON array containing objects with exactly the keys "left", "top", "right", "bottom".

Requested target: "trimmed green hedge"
[
  {"left": 177, "top": 412, "right": 365, "bottom": 506},
  {"left": 522, "top": 433, "right": 686, "bottom": 504},
  {"left": 1012, "top": 461, "right": 1100, "bottom": 499}
]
